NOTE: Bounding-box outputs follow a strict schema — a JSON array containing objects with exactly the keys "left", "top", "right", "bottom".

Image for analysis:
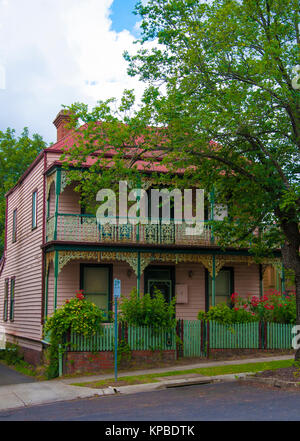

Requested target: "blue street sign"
[
  {"left": 114, "top": 279, "right": 121, "bottom": 298},
  {"left": 113, "top": 279, "right": 121, "bottom": 382}
]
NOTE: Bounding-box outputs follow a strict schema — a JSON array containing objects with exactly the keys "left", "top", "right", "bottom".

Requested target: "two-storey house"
[{"left": 0, "top": 110, "right": 283, "bottom": 364}]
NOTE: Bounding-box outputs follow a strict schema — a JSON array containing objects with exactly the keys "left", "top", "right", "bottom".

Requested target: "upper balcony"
[
  {"left": 46, "top": 214, "right": 214, "bottom": 247},
  {"left": 45, "top": 168, "right": 228, "bottom": 248}
]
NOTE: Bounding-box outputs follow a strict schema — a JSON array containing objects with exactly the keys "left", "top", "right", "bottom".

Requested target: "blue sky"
[
  {"left": 0, "top": 0, "right": 149, "bottom": 143},
  {"left": 111, "top": 0, "right": 140, "bottom": 35}
]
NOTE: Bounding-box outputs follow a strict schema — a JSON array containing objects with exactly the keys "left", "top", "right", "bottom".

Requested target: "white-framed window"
[
  {"left": 32, "top": 190, "right": 37, "bottom": 229},
  {"left": 12, "top": 209, "right": 17, "bottom": 242},
  {"left": 9, "top": 277, "right": 15, "bottom": 321},
  {"left": 208, "top": 267, "right": 234, "bottom": 307},
  {"left": 81, "top": 264, "right": 111, "bottom": 319},
  {"left": 3, "top": 279, "right": 9, "bottom": 321}
]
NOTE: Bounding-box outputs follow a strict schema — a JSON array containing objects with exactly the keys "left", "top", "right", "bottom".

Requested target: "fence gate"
[{"left": 178, "top": 320, "right": 207, "bottom": 358}]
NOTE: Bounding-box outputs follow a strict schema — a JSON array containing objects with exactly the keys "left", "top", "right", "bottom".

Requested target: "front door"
[
  {"left": 148, "top": 280, "right": 172, "bottom": 303},
  {"left": 144, "top": 266, "right": 175, "bottom": 304}
]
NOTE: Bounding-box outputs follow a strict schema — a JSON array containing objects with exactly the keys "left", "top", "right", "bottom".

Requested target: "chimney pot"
[{"left": 53, "top": 110, "right": 71, "bottom": 141}]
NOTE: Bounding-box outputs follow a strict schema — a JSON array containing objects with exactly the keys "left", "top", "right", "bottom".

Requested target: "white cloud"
[{"left": 0, "top": 0, "right": 147, "bottom": 142}]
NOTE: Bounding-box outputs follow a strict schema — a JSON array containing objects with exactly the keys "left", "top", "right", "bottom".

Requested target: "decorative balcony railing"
[{"left": 46, "top": 213, "right": 214, "bottom": 246}]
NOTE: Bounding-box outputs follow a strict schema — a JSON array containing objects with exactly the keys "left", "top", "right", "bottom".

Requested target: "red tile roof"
[{"left": 46, "top": 124, "right": 185, "bottom": 174}]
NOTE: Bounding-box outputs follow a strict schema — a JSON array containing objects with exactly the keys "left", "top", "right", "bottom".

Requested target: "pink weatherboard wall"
[
  {"left": 0, "top": 155, "right": 44, "bottom": 354},
  {"left": 0, "top": 147, "right": 72, "bottom": 358},
  {"left": 234, "top": 263, "right": 260, "bottom": 299}
]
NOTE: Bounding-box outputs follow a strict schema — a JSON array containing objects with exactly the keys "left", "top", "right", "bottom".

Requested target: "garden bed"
[
  {"left": 255, "top": 365, "right": 300, "bottom": 383},
  {"left": 208, "top": 349, "right": 294, "bottom": 360}
]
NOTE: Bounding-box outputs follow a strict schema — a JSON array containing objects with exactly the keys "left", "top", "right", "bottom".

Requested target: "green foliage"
[
  {"left": 43, "top": 292, "right": 105, "bottom": 379},
  {"left": 197, "top": 303, "right": 256, "bottom": 324},
  {"left": 61, "top": 0, "right": 299, "bottom": 326},
  {"left": 0, "top": 128, "right": 46, "bottom": 254},
  {"left": 64, "top": 1, "right": 298, "bottom": 237},
  {"left": 119, "top": 288, "right": 176, "bottom": 332},
  {"left": 243, "top": 290, "right": 297, "bottom": 324},
  {"left": 198, "top": 304, "right": 232, "bottom": 324},
  {"left": 231, "top": 307, "right": 258, "bottom": 324},
  {"left": 116, "top": 339, "right": 132, "bottom": 367},
  {"left": 0, "top": 343, "right": 24, "bottom": 365},
  {"left": 0, "top": 343, "right": 36, "bottom": 376},
  {"left": 197, "top": 310, "right": 206, "bottom": 321},
  {"left": 62, "top": 0, "right": 299, "bottom": 285},
  {"left": 44, "top": 293, "right": 105, "bottom": 341},
  {"left": 200, "top": 290, "right": 297, "bottom": 324},
  {"left": 128, "top": 0, "right": 300, "bottom": 256},
  {"left": 272, "top": 298, "right": 296, "bottom": 324},
  {"left": 293, "top": 360, "right": 300, "bottom": 378}
]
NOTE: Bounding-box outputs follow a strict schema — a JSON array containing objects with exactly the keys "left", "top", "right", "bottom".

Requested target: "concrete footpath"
[{"left": 0, "top": 355, "right": 293, "bottom": 412}]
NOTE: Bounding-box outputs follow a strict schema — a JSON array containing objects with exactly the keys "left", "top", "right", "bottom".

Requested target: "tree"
[
  {"left": 62, "top": 0, "right": 300, "bottom": 354},
  {"left": 0, "top": 128, "right": 46, "bottom": 255}
]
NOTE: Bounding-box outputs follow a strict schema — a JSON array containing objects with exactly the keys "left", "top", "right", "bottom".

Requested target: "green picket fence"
[
  {"left": 128, "top": 325, "right": 176, "bottom": 351},
  {"left": 265, "top": 322, "right": 294, "bottom": 349},
  {"left": 69, "top": 324, "right": 114, "bottom": 351},
  {"left": 67, "top": 320, "right": 294, "bottom": 353},
  {"left": 68, "top": 324, "right": 176, "bottom": 352},
  {"left": 188, "top": 320, "right": 294, "bottom": 351},
  {"left": 182, "top": 320, "right": 206, "bottom": 357},
  {"left": 209, "top": 321, "right": 261, "bottom": 349}
]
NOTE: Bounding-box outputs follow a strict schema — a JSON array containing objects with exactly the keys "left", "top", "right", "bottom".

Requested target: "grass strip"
[{"left": 71, "top": 359, "right": 294, "bottom": 389}]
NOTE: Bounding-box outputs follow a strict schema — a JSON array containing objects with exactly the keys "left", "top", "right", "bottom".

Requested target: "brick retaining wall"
[{"left": 64, "top": 350, "right": 176, "bottom": 375}]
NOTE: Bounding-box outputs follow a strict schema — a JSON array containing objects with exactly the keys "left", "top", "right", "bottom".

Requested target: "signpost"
[{"left": 114, "top": 279, "right": 121, "bottom": 382}]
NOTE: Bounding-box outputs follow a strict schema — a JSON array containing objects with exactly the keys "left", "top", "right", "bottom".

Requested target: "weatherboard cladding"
[
  {"left": 46, "top": 151, "right": 63, "bottom": 169},
  {"left": 0, "top": 156, "right": 44, "bottom": 342},
  {"left": 235, "top": 263, "right": 260, "bottom": 298},
  {"left": 58, "top": 182, "right": 81, "bottom": 214}
]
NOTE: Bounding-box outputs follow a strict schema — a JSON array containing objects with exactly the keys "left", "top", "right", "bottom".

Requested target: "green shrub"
[
  {"left": 197, "top": 303, "right": 257, "bottom": 324},
  {"left": 197, "top": 310, "right": 206, "bottom": 321},
  {"left": 116, "top": 339, "right": 132, "bottom": 367},
  {"left": 119, "top": 288, "right": 176, "bottom": 332},
  {"left": 272, "top": 298, "right": 296, "bottom": 324},
  {"left": 198, "top": 290, "right": 296, "bottom": 325},
  {"left": 0, "top": 343, "right": 37, "bottom": 376},
  {"left": 0, "top": 343, "right": 24, "bottom": 365},
  {"left": 231, "top": 307, "right": 258, "bottom": 323},
  {"left": 241, "top": 290, "right": 296, "bottom": 324},
  {"left": 204, "top": 304, "right": 233, "bottom": 324},
  {"left": 43, "top": 291, "right": 105, "bottom": 379},
  {"left": 197, "top": 304, "right": 232, "bottom": 324}
]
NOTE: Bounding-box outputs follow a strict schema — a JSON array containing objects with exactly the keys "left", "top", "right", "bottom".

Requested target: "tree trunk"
[
  {"left": 293, "top": 268, "right": 300, "bottom": 361},
  {"left": 281, "top": 235, "right": 300, "bottom": 361}
]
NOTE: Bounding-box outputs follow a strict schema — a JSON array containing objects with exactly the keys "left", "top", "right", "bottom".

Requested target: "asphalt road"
[
  {"left": 1, "top": 381, "right": 300, "bottom": 421},
  {"left": 0, "top": 362, "right": 35, "bottom": 386}
]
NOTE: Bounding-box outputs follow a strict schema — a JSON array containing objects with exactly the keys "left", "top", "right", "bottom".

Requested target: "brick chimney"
[{"left": 53, "top": 110, "right": 71, "bottom": 141}]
